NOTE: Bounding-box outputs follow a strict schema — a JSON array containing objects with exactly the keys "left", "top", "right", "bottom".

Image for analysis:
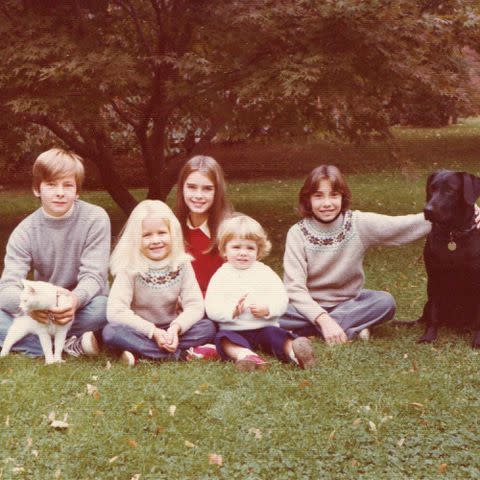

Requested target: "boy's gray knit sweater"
[{"left": 0, "top": 200, "right": 111, "bottom": 314}]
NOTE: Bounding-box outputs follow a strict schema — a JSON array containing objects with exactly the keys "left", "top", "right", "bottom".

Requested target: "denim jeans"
[
  {"left": 102, "top": 318, "right": 216, "bottom": 361},
  {"left": 279, "top": 289, "right": 396, "bottom": 340},
  {"left": 0, "top": 296, "right": 108, "bottom": 357}
]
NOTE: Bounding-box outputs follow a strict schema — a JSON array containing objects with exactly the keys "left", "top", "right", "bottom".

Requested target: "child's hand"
[
  {"left": 163, "top": 324, "right": 180, "bottom": 353},
  {"left": 233, "top": 294, "right": 248, "bottom": 318},
  {"left": 153, "top": 328, "right": 169, "bottom": 349},
  {"left": 249, "top": 304, "right": 270, "bottom": 318},
  {"left": 315, "top": 312, "right": 347, "bottom": 345},
  {"left": 28, "top": 310, "right": 50, "bottom": 324}
]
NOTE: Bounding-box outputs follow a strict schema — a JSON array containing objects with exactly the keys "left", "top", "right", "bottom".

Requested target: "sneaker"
[
  {"left": 63, "top": 332, "right": 100, "bottom": 357},
  {"left": 235, "top": 354, "right": 268, "bottom": 372},
  {"left": 358, "top": 328, "right": 370, "bottom": 341},
  {"left": 291, "top": 337, "right": 316, "bottom": 370},
  {"left": 120, "top": 350, "right": 137, "bottom": 367},
  {"left": 185, "top": 344, "right": 220, "bottom": 361}
]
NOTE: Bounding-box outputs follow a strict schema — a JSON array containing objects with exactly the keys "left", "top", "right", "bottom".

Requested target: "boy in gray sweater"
[{"left": 0, "top": 148, "right": 111, "bottom": 357}]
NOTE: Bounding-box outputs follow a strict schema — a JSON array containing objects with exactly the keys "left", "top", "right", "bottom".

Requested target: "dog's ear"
[
  {"left": 462, "top": 173, "right": 480, "bottom": 205},
  {"left": 426, "top": 171, "right": 438, "bottom": 200}
]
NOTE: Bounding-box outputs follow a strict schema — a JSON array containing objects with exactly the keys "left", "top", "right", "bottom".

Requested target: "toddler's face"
[
  {"left": 141, "top": 217, "right": 171, "bottom": 262},
  {"left": 310, "top": 179, "right": 342, "bottom": 223},
  {"left": 34, "top": 175, "right": 78, "bottom": 217},
  {"left": 183, "top": 171, "right": 215, "bottom": 218},
  {"left": 224, "top": 238, "right": 257, "bottom": 270}
]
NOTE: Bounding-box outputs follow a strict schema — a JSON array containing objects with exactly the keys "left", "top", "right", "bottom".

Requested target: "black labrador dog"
[{"left": 419, "top": 170, "right": 480, "bottom": 347}]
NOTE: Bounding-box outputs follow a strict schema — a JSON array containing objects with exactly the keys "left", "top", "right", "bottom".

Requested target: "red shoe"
[
  {"left": 185, "top": 344, "right": 220, "bottom": 361},
  {"left": 235, "top": 354, "right": 269, "bottom": 371}
]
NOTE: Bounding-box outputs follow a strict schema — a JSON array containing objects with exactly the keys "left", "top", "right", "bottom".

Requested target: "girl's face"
[
  {"left": 224, "top": 237, "right": 258, "bottom": 270},
  {"left": 140, "top": 217, "right": 171, "bottom": 261},
  {"left": 183, "top": 171, "right": 215, "bottom": 217},
  {"left": 310, "top": 179, "right": 342, "bottom": 222}
]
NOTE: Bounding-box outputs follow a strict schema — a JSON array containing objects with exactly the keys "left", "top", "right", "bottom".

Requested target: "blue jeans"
[
  {"left": 0, "top": 296, "right": 108, "bottom": 357},
  {"left": 215, "top": 326, "right": 295, "bottom": 363},
  {"left": 279, "top": 289, "right": 396, "bottom": 340},
  {"left": 102, "top": 318, "right": 216, "bottom": 361}
]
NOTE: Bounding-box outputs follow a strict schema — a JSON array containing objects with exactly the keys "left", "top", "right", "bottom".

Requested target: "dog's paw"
[
  {"left": 418, "top": 333, "right": 437, "bottom": 344},
  {"left": 471, "top": 332, "right": 480, "bottom": 349}
]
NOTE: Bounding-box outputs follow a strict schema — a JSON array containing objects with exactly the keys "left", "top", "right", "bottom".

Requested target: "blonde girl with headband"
[{"left": 102, "top": 200, "right": 215, "bottom": 365}]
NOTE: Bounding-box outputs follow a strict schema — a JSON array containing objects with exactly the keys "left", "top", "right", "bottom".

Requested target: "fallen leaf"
[
  {"left": 32, "top": 450, "right": 39, "bottom": 458},
  {"left": 54, "top": 468, "right": 61, "bottom": 478},
  {"left": 105, "top": 360, "right": 112, "bottom": 370},
  {"left": 131, "top": 475, "right": 141, "bottom": 480},
  {"left": 5, "top": 415, "right": 9, "bottom": 427},
  {"left": 397, "top": 437, "right": 405, "bottom": 447},
  {"left": 409, "top": 359, "right": 418, "bottom": 372},
  {"left": 169, "top": 405, "right": 176, "bottom": 417},
  {"left": 86, "top": 384, "right": 100, "bottom": 399},
  {"left": 208, "top": 453, "right": 223, "bottom": 466},
  {"left": 108, "top": 456, "right": 119, "bottom": 464},
  {"left": 148, "top": 408, "right": 154, "bottom": 417},
  {"left": 368, "top": 421, "right": 377, "bottom": 433},
  {"left": 298, "top": 379, "right": 311, "bottom": 388},
  {"left": 154, "top": 425, "right": 164, "bottom": 436},
  {"left": 381, "top": 416, "right": 393, "bottom": 423},
  {"left": 127, "top": 439, "right": 138, "bottom": 448},
  {"left": 48, "top": 412, "right": 56, "bottom": 422},
  {"left": 328, "top": 429, "right": 336, "bottom": 440},
  {"left": 403, "top": 353, "right": 408, "bottom": 359},
  {"left": 353, "top": 418, "right": 362, "bottom": 426},
  {"left": 194, "top": 390, "right": 201, "bottom": 395},
  {"left": 409, "top": 402, "right": 425, "bottom": 410},
  {"left": 50, "top": 420, "right": 69, "bottom": 429},
  {"left": 439, "top": 463, "right": 447, "bottom": 474},
  {"left": 93, "top": 410, "right": 104, "bottom": 417},
  {"left": 351, "top": 459, "right": 359, "bottom": 467},
  {"left": 26, "top": 438, "right": 32, "bottom": 448},
  {"left": 248, "top": 428, "right": 262, "bottom": 439},
  {"left": 184, "top": 440, "right": 196, "bottom": 448},
  {"left": 11, "top": 467, "right": 25, "bottom": 474}
]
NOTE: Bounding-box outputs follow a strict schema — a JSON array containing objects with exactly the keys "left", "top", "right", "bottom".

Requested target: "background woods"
[{"left": 1, "top": 0, "right": 480, "bottom": 214}]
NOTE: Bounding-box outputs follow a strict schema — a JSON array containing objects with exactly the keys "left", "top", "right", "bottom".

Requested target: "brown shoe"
[
  {"left": 292, "top": 337, "right": 316, "bottom": 369},
  {"left": 235, "top": 354, "right": 268, "bottom": 372}
]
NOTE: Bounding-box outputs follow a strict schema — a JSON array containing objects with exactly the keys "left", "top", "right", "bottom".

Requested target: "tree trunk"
[{"left": 91, "top": 153, "right": 138, "bottom": 215}]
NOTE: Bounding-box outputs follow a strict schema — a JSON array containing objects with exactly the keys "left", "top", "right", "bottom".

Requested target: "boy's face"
[
  {"left": 34, "top": 175, "right": 78, "bottom": 217},
  {"left": 224, "top": 238, "right": 258, "bottom": 270}
]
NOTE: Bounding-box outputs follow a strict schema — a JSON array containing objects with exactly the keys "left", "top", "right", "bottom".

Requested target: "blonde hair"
[
  {"left": 175, "top": 155, "right": 232, "bottom": 250},
  {"left": 217, "top": 215, "right": 271, "bottom": 260},
  {"left": 110, "top": 200, "right": 190, "bottom": 276},
  {"left": 32, "top": 148, "right": 85, "bottom": 193}
]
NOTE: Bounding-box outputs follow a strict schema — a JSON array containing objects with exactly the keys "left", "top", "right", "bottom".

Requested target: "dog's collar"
[{"left": 448, "top": 223, "right": 477, "bottom": 240}]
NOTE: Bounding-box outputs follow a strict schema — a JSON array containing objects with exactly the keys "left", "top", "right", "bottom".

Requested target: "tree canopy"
[{"left": 1, "top": 0, "right": 479, "bottom": 212}]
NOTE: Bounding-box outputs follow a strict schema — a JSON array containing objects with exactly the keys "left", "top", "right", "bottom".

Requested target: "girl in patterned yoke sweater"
[
  {"left": 280, "top": 165, "right": 433, "bottom": 345},
  {"left": 102, "top": 200, "right": 216, "bottom": 365}
]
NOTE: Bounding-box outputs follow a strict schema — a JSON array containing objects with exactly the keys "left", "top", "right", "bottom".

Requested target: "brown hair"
[
  {"left": 32, "top": 148, "right": 85, "bottom": 193},
  {"left": 298, "top": 165, "right": 351, "bottom": 217},
  {"left": 175, "top": 155, "right": 233, "bottom": 249},
  {"left": 217, "top": 215, "right": 271, "bottom": 261}
]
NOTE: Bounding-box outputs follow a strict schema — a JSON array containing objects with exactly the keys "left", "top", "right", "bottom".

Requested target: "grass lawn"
[{"left": 1, "top": 125, "right": 480, "bottom": 478}]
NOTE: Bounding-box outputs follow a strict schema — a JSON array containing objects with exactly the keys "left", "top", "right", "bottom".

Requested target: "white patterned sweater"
[{"left": 283, "top": 210, "right": 431, "bottom": 323}]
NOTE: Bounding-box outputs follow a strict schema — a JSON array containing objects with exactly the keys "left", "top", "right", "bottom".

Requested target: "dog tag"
[{"left": 448, "top": 241, "right": 457, "bottom": 251}]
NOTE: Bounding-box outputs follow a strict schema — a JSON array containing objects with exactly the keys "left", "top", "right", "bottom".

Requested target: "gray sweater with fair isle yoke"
[
  {"left": 283, "top": 210, "right": 431, "bottom": 323},
  {"left": 0, "top": 200, "right": 111, "bottom": 314}
]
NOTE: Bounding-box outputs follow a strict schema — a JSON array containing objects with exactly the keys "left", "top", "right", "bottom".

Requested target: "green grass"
[{"left": 2, "top": 123, "right": 480, "bottom": 478}]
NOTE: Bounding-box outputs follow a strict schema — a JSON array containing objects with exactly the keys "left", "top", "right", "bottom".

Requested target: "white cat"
[{"left": 0, "top": 280, "right": 73, "bottom": 364}]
